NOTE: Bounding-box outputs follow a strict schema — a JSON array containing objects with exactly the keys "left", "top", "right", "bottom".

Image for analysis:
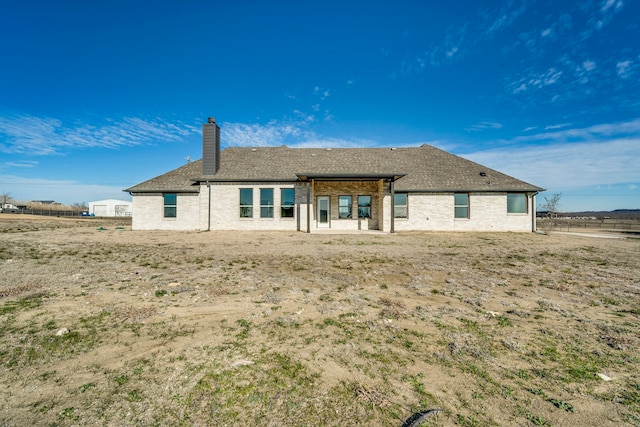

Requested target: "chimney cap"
[{"left": 207, "top": 117, "right": 216, "bottom": 124}]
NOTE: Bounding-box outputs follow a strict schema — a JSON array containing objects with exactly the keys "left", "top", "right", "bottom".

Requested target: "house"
[
  {"left": 125, "top": 119, "right": 544, "bottom": 232},
  {"left": 88, "top": 199, "right": 133, "bottom": 217}
]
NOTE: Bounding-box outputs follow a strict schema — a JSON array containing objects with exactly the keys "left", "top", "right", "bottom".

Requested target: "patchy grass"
[{"left": 0, "top": 218, "right": 639, "bottom": 425}]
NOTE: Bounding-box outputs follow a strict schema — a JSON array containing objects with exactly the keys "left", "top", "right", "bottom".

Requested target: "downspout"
[
  {"left": 207, "top": 181, "right": 211, "bottom": 231},
  {"left": 390, "top": 179, "right": 395, "bottom": 234},
  {"left": 531, "top": 192, "right": 538, "bottom": 232},
  {"left": 306, "top": 181, "right": 311, "bottom": 233}
]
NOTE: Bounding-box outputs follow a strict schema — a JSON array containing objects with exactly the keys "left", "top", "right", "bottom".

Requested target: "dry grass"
[{"left": 0, "top": 216, "right": 639, "bottom": 426}]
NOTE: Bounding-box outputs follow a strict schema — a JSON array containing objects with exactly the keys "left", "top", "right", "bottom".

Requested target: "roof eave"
[
  {"left": 396, "top": 187, "right": 545, "bottom": 192},
  {"left": 192, "top": 177, "right": 299, "bottom": 183},
  {"left": 295, "top": 173, "right": 406, "bottom": 181},
  {"left": 126, "top": 188, "right": 200, "bottom": 194}
]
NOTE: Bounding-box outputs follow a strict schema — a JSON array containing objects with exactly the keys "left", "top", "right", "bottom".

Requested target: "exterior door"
[{"left": 317, "top": 196, "right": 330, "bottom": 228}]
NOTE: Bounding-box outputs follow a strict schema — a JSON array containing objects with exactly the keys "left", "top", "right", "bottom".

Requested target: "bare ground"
[{"left": 1, "top": 215, "right": 639, "bottom": 426}]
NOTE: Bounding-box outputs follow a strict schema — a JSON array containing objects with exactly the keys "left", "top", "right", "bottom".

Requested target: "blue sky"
[{"left": 1, "top": 0, "right": 639, "bottom": 212}]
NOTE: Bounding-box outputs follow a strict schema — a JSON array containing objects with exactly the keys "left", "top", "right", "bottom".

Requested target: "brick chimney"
[{"left": 202, "top": 117, "right": 220, "bottom": 175}]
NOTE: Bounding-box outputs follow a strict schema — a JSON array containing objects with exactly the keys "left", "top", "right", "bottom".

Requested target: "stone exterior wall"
[{"left": 313, "top": 180, "right": 382, "bottom": 231}]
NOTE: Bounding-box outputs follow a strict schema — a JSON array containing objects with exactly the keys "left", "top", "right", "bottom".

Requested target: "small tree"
[
  {"left": 541, "top": 193, "right": 562, "bottom": 217},
  {"left": 1, "top": 192, "right": 11, "bottom": 207},
  {"left": 71, "top": 202, "right": 88, "bottom": 212}
]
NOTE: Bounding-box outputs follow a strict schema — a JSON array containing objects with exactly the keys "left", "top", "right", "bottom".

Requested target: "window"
[
  {"left": 281, "top": 188, "right": 295, "bottom": 218},
  {"left": 358, "top": 195, "right": 371, "bottom": 218},
  {"left": 454, "top": 193, "right": 469, "bottom": 219},
  {"left": 338, "top": 195, "right": 352, "bottom": 219},
  {"left": 239, "top": 188, "right": 253, "bottom": 218},
  {"left": 163, "top": 193, "right": 176, "bottom": 218},
  {"left": 507, "top": 193, "right": 527, "bottom": 213},
  {"left": 394, "top": 193, "right": 407, "bottom": 218},
  {"left": 260, "top": 188, "right": 274, "bottom": 218}
]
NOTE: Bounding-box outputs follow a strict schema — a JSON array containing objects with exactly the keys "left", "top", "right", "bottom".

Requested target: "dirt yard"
[{"left": 1, "top": 215, "right": 639, "bottom": 426}]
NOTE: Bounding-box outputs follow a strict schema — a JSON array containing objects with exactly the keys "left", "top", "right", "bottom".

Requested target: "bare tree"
[
  {"left": 541, "top": 193, "right": 562, "bottom": 217},
  {"left": 1, "top": 192, "right": 11, "bottom": 206},
  {"left": 71, "top": 202, "right": 88, "bottom": 212}
]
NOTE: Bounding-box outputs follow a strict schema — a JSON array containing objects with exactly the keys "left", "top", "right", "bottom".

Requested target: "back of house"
[{"left": 125, "top": 119, "right": 543, "bottom": 232}]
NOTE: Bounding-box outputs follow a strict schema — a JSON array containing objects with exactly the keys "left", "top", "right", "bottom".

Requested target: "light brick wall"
[
  {"left": 205, "top": 184, "right": 299, "bottom": 231},
  {"left": 132, "top": 186, "right": 535, "bottom": 233},
  {"left": 131, "top": 193, "right": 200, "bottom": 230},
  {"left": 393, "top": 192, "right": 534, "bottom": 232}
]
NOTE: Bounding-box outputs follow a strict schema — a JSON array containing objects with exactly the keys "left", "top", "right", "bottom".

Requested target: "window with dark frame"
[
  {"left": 358, "top": 195, "right": 371, "bottom": 218},
  {"left": 239, "top": 188, "right": 253, "bottom": 218},
  {"left": 394, "top": 193, "right": 407, "bottom": 218},
  {"left": 338, "top": 195, "right": 352, "bottom": 219},
  {"left": 280, "top": 188, "right": 295, "bottom": 218},
  {"left": 454, "top": 193, "right": 469, "bottom": 219},
  {"left": 507, "top": 193, "right": 527, "bottom": 213},
  {"left": 163, "top": 193, "right": 177, "bottom": 218},
  {"left": 260, "top": 188, "right": 274, "bottom": 218}
]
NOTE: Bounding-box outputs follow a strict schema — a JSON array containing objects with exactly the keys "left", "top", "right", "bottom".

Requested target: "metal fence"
[
  {"left": 537, "top": 218, "right": 640, "bottom": 232},
  {"left": 6, "top": 209, "right": 90, "bottom": 217}
]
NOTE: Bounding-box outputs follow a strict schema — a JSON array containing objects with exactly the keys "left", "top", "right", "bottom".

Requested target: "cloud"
[
  {"left": 510, "top": 67, "right": 563, "bottom": 94},
  {"left": 222, "top": 121, "right": 305, "bottom": 147},
  {"left": 466, "top": 121, "right": 503, "bottom": 132},
  {"left": 0, "top": 114, "right": 199, "bottom": 155},
  {"left": 544, "top": 123, "right": 572, "bottom": 130},
  {"left": 573, "top": 60, "right": 597, "bottom": 84},
  {"left": 582, "top": 0, "right": 624, "bottom": 36},
  {"left": 221, "top": 119, "right": 412, "bottom": 149},
  {"left": 483, "top": 2, "right": 528, "bottom": 36},
  {"left": 514, "top": 118, "right": 640, "bottom": 142},
  {"left": 616, "top": 60, "right": 633, "bottom": 78},
  {"left": 313, "top": 86, "right": 330, "bottom": 100},
  {"left": 0, "top": 174, "right": 129, "bottom": 204},
  {"left": 582, "top": 60, "right": 596, "bottom": 72},
  {"left": 2, "top": 160, "right": 39, "bottom": 168},
  {"left": 462, "top": 119, "right": 640, "bottom": 189}
]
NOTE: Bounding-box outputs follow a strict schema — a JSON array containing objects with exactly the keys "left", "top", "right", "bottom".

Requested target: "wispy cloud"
[
  {"left": 616, "top": 60, "right": 633, "bottom": 78},
  {"left": 222, "top": 119, "right": 411, "bottom": 149},
  {"left": 222, "top": 120, "right": 310, "bottom": 147},
  {"left": 462, "top": 119, "right": 640, "bottom": 189},
  {"left": 580, "top": 0, "right": 625, "bottom": 38},
  {"left": 510, "top": 67, "right": 563, "bottom": 94},
  {"left": 514, "top": 118, "right": 640, "bottom": 142},
  {"left": 466, "top": 121, "right": 503, "bottom": 132},
  {"left": 0, "top": 174, "right": 129, "bottom": 204},
  {"left": 544, "top": 123, "right": 572, "bottom": 130},
  {"left": 0, "top": 114, "right": 199, "bottom": 155},
  {"left": 2, "top": 160, "right": 38, "bottom": 169},
  {"left": 482, "top": 1, "right": 528, "bottom": 36},
  {"left": 313, "top": 86, "right": 330, "bottom": 100}
]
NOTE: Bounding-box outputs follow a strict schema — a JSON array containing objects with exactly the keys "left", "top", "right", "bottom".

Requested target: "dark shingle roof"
[{"left": 125, "top": 145, "right": 543, "bottom": 193}]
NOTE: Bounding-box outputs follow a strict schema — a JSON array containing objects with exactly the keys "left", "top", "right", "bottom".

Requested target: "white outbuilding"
[{"left": 88, "top": 199, "right": 133, "bottom": 217}]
